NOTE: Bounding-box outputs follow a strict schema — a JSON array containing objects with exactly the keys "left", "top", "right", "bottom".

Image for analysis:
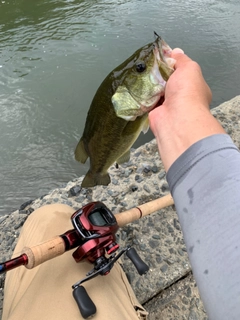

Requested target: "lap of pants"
[{"left": 2, "top": 204, "right": 148, "bottom": 320}]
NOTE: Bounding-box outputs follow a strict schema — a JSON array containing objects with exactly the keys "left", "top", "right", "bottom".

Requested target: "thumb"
[
  {"left": 172, "top": 48, "right": 184, "bottom": 54},
  {"left": 171, "top": 48, "right": 194, "bottom": 68}
]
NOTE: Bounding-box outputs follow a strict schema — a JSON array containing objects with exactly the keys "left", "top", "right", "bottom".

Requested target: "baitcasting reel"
[{"left": 70, "top": 202, "right": 149, "bottom": 318}]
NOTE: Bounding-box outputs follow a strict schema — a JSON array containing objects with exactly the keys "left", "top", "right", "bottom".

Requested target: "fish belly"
[{"left": 79, "top": 114, "right": 148, "bottom": 187}]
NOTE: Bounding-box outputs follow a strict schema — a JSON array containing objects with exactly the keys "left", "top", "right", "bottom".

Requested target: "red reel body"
[{"left": 71, "top": 202, "right": 119, "bottom": 263}]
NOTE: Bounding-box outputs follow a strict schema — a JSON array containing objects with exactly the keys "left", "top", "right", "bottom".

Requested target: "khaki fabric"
[{"left": 2, "top": 204, "right": 148, "bottom": 320}]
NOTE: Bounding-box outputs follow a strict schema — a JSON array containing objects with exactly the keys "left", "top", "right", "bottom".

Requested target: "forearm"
[
  {"left": 167, "top": 134, "right": 240, "bottom": 320},
  {"left": 151, "top": 104, "right": 225, "bottom": 171}
]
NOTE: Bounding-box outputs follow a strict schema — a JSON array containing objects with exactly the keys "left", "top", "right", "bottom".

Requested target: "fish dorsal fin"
[{"left": 75, "top": 139, "right": 88, "bottom": 163}]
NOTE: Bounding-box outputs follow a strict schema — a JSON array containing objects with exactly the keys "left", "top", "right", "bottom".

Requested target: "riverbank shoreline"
[{"left": 1, "top": 96, "right": 240, "bottom": 319}]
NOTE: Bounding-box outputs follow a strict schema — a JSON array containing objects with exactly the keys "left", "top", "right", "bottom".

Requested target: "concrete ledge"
[{"left": 1, "top": 96, "right": 240, "bottom": 319}]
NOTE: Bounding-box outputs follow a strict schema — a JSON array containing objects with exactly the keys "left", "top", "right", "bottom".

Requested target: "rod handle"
[
  {"left": 22, "top": 236, "right": 65, "bottom": 269},
  {"left": 115, "top": 193, "right": 174, "bottom": 227}
]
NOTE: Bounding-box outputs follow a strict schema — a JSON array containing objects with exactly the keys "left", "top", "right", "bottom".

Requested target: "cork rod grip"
[
  {"left": 22, "top": 236, "right": 66, "bottom": 269},
  {"left": 115, "top": 193, "right": 174, "bottom": 227}
]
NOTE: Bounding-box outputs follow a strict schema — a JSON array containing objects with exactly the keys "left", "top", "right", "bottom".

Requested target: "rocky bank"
[{"left": 0, "top": 96, "right": 240, "bottom": 319}]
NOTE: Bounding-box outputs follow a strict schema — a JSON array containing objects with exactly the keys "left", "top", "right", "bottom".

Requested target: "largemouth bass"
[{"left": 75, "top": 33, "right": 175, "bottom": 188}]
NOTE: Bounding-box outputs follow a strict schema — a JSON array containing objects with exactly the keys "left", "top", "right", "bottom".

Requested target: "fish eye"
[{"left": 135, "top": 61, "right": 146, "bottom": 73}]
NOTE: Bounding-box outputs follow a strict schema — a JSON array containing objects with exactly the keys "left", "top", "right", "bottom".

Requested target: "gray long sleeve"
[{"left": 166, "top": 134, "right": 240, "bottom": 320}]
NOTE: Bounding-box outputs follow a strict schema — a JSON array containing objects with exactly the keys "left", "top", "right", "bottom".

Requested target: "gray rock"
[{"left": 68, "top": 185, "right": 81, "bottom": 197}]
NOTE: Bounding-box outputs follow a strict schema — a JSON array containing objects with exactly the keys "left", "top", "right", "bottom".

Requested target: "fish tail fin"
[
  {"left": 81, "top": 170, "right": 111, "bottom": 188},
  {"left": 75, "top": 139, "right": 88, "bottom": 163}
]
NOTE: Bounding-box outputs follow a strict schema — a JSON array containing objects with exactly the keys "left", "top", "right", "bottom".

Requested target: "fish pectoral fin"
[
  {"left": 75, "top": 139, "right": 88, "bottom": 163},
  {"left": 142, "top": 116, "right": 149, "bottom": 134},
  {"left": 81, "top": 171, "right": 111, "bottom": 188},
  {"left": 117, "top": 149, "right": 131, "bottom": 165},
  {"left": 112, "top": 86, "right": 141, "bottom": 121}
]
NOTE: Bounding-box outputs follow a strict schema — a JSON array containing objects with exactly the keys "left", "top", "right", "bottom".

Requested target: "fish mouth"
[
  {"left": 153, "top": 32, "right": 172, "bottom": 61},
  {"left": 153, "top": 33, "right": 175, "bottom": 78},
  {"left": 154, "top": 95, "right": 165, "bottom": 110},
  {"left": 148, "top": 32, "right": 175, "bottom": 110}
]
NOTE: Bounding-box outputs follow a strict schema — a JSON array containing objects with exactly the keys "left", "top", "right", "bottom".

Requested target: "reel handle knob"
[
  {"left": 126, "top": 247, "right": 149, "bottom": 275},
  {"left": 73, "top": 286, "right": 96, "bottom": 319}
]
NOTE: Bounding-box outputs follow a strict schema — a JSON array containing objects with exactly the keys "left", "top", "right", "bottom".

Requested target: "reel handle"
[
  {"left": 73, "top": 286, "right": 96, "bottom": 319},
  {"left": 126, "top": 247, "right": 149, "bottom": 275}
]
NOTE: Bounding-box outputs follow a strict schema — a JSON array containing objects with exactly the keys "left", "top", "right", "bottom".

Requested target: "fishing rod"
[{"left": 0, "top": 193, "right": 174, "bottom": 319}]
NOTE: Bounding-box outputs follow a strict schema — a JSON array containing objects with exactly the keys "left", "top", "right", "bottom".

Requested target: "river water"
[{"left": 0, "top": 0, "right": 240, "bottom": 215}]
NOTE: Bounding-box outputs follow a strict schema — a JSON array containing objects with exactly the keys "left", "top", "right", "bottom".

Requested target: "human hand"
[{"left": 149, "top": 48, "right": 225, "bottom": 171}]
